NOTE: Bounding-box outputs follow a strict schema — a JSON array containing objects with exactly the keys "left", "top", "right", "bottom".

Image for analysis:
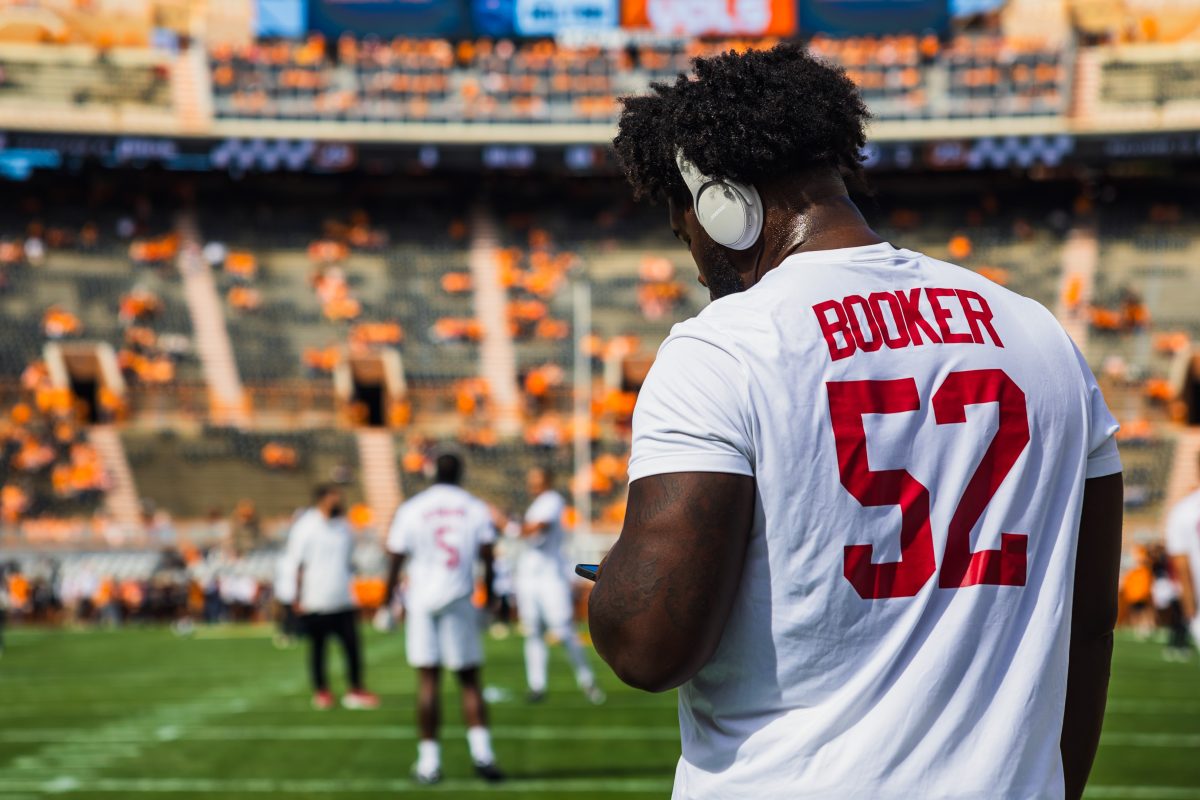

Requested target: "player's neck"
[
  {"left": 744, "top": 196, "right": 882, "bottom": 287},
  {"left": 781, "top": 196, "right": 882, "bottom": 257}
]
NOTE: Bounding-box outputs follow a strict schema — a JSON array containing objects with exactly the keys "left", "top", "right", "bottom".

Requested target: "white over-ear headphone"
[{"left": 676, "top": 149, "right": 763, "bottom": 251}]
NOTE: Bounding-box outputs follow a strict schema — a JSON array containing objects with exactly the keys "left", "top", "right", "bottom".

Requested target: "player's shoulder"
[
  {"left": 1171, "top": 487, "right": 1200, "bottom": 519},
  {"left": 398, "top": 487, "right": 429, "bottom": 510},
  {"left": 460, "top": 490, "right": 490, "bottom": 516},
  {"left": 922, "top": 251, "right": 1077, "bottom": 352},
  {"left": 920, "top": 251, "right": 1059, "bottom": 321},
  {"left": 655, "top": 298, "right": 755, "bottom": 369},
  {"left": 292, "top": 508, "right": 319, "bottom": 532}
]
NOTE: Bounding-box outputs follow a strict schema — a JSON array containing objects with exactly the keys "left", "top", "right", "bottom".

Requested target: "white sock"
[
  {"left": 417, "top": 740, "right": 440, "bottom": 774},
  {"left": 467, "top": 726, "right": 495, "bottom": 765},
  {"left": 557, "top": 626, "right": 595, "bottom": 689},
  {"left": 524, "top": 635, "right": 548, "bottom": 692}
]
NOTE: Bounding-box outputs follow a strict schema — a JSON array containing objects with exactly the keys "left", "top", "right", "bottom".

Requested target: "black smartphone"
[{"left": 575, "top": 564, "right": 600, "bottom": 582}]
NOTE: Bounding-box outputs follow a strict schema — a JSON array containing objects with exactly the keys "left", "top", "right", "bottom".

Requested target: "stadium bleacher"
[
  {"left": 0, "top": 45, "right": 172, "bottom": 112},
  {"left": 209, "top": 33, "right": 1070, "bottom": 125}
]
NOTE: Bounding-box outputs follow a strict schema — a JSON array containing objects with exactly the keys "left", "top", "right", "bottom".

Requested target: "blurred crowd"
[
  {"left": 210, "top": 33, "right": 1068, "bottom": 124},
  {"left": 0, "top": 363, "right": 111, "bottom": 524}
]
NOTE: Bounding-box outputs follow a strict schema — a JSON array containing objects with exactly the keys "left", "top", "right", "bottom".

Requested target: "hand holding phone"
[{"left": 575, "top": 563, "right": 599, "bottom": 582}]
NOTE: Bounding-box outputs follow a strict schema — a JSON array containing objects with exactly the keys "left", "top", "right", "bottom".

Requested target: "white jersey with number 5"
[
  {"left": 628, "top": 243, "right": 1121, "bottom": 800},
  {"left": 387, "top": 484, "right": 495, "bottom": 614}
]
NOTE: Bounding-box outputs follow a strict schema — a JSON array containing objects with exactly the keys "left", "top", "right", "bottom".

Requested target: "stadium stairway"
[
  {"left": 176, "top": 214, "right": 249, "bottom": 426},
  {"left": 172, "top": 47, "right": 214, "bottom": 135},
  {"left": 1056, "top": 226, "right": 1097, "bottom": 351},
  {"left": 355, "top": 428, "right": 402, "bottom": 535},
  {"left": 1163, "top": 426, "right": 1200, "bottom": 522},
  {"left": 468, "top": 205, "right": 522, "bottom": 436},
  {"left": 88, "top": 425, "right": 143, "bottom": 534},
  {"left": 1071, "top": 48, "right": 1102, "bottom": 120}
]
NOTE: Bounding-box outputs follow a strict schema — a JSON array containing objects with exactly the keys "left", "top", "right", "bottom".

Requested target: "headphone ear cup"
[{"left": 696, "top": 183, "right": 751, "bottom": 249}]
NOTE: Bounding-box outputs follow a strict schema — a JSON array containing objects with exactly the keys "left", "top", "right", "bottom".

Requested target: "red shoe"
[
  {"left": 312, "top": 690, "right": 334, "bottom": 710},
  {"left": 342, "top": 690, "right": 380, "bottom": 710}
]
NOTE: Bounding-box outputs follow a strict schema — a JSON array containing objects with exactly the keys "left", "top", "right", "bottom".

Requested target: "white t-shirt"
[
  {"left": 518, "top": 490, "right": 568, "bottom": 581},
  {"left": 387, "top": 483, "right": 495, "bottom": 613},
  {"left": 285, "top": 508, "right": 355, "bottom": 615},
  {"left": 1166, "top": 488, "right": 1200, "bottom": 616},
  {"left": 628, "top": 243, "right": 1122, "bottom": 800}
]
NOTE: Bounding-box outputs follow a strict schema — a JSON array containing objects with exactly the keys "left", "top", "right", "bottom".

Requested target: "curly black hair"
[{"left": 613, "top": 43, "right": 871, "bottom": 205}]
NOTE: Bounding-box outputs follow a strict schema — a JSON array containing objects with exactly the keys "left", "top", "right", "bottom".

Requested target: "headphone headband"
[{"left": 675, "top": 150, "right": 711, "bottom": 201}]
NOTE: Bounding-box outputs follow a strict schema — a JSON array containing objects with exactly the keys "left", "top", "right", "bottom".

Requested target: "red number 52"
[{"left": 826, "top": 369, "right": 1030, "bottom": 599}]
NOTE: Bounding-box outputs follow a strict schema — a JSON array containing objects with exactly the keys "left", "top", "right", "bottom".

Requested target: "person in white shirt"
[
  {"left": 589, "top": 44, "right": 1123, "bottom": 800},
  {"left": 1166, "top": 454, "right": 1200, "bottom": 647},
  {"left": 383, "top": 454, "right": 503, "bottom": 785},
  {"left": 287, "top": 484, "right": 378, "bottom": 711},
  {"left": 511, "top": 467, "right": 603, "bottom": 705}
]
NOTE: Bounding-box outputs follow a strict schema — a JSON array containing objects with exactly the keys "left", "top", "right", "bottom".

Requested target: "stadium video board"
[
  {"left": 257, "top": 0, "right": 307, "bottom": 38},
  {"left": 799, "top": 0, "right": 949, "bottom": 35},
  {"left": 473, "top": 0, "right": 618, "bottom": 36},
  {"left": 307, "top": 0, "right": 471, "bottom": 37},
  {"left": 620, "top": 0, "right": 796, "bottom": 37}
]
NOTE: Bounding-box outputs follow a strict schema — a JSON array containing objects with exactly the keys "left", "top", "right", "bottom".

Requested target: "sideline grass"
[{"left": 0, "top": 626, "right": 1196, "bottom": 798}]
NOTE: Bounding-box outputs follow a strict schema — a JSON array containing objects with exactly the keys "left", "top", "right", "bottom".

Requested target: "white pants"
[
  {"left": 517, "top": 571, "right": 593, "bottom": 692},
  {"left": 405, "top": 595, "right": 483, "bottom": 671},
  {"left": 516, "top": 574, "right": 574, "bottom": 635}
]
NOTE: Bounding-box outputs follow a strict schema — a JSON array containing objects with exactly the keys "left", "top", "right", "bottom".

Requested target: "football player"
[
  {"left": 383, "top": 453, "right": 503, "bottom": 784},
  {"left": 590, "top": 44, "right": 1123, "bottom": 800},
  {"left": 508, "top": 467, "right": 603, "bottom": 705}
]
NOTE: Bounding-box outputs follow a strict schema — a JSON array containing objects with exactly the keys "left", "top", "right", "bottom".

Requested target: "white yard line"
[
  {"left": 1084, "top": 789, "right": 1200, "bottom": 799},
  {"left": 0, "top": 777, "right": 680, "bottom": 794},
  {"left": 0, "top": 778, "right": 1192, "bottom": 797},
  {"left": 0, "top": 725, "right": 682, "bottom": 743},
  {"left": 1, "top": 726, "right": 1196, "bottom": 747}
]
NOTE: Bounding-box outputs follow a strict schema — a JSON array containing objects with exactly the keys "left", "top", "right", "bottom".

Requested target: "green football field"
[{"left": 0, "top": 625, "right": 1197, "bottom": 799}]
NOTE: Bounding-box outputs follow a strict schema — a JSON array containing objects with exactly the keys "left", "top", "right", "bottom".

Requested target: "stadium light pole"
[{"left": 572, "top": 278, "right": 592, "bottom": 538}]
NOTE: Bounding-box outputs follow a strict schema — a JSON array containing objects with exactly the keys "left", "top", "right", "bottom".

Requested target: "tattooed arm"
[{"left": 588, "top": 471, "right": 755, "bottom": 692}]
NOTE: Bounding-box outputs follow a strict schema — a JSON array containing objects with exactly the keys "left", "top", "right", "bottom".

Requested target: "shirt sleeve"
[
  {"left": 386, "top": 504, "right": 410, "bottom": 555},
  {"left": 1071, "top": 342, "right": 1122, "bottom": 479},
  {"left": 525, "top": 493, "right": 563, "bottom": 526},
  {"left": 627, "top": 334, "right": 754, "bottom": 483},
  {"left": 284, "top": 518, "right": 310, "bottom": 568}
]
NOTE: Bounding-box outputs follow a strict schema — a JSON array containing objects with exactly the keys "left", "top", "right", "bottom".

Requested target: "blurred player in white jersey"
[
  {"left": 1166, "top": 453, "right": 1200, "bottom": 648},
  {"left": 288, "top": 485, "right": 378, "bottom": 711},
  {"left": 383, "top": 453, "right": 503, "bottom": 785},
  {"left": 511, "top": 467, "right": 603, "bottom": 704},
  {"left": 589, "top": 44, "right": 1123, "bottom": 800}
]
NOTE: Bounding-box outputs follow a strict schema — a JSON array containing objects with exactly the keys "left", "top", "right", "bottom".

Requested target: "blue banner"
[
  {"left": 474, "top": 0, "right": 617, "bottom": 36},
  {"left": 308, "top": 0, "right": 471, "bottom": 38},
  {"left": 800, "top": 0, "right": 949, "bottom": 35},
  {"left": 257, "top": 0, "right": 308, "bottom": 37}
]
